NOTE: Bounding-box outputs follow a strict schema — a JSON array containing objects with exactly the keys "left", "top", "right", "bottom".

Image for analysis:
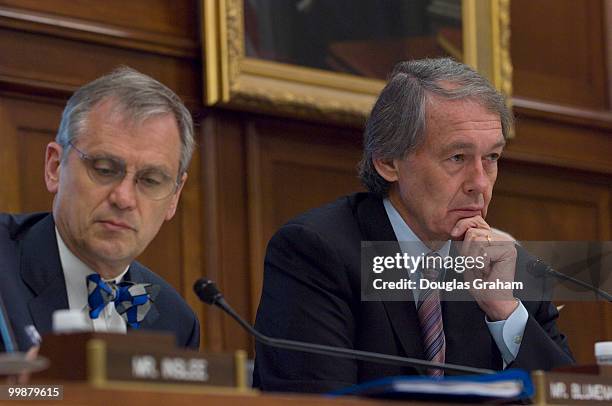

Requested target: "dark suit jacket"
[
  {"left": 253, "top": 193, "right": 574, "bottom": 393},
  {"left": 0, "top": 265, "right": 35, "bottom": 352},
  {"left": 0, "top": 212, "right": 199, "bottom": 351}
]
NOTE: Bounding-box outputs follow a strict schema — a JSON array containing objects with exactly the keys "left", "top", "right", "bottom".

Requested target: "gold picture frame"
[{"left": 202, "top": 0, "right": 512, "bottom": 126}]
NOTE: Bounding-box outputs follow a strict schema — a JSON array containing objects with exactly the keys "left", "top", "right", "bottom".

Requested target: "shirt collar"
[
  {"left": 55, "top": 227, "right": 129, "bottom": 333},
  {"left": 382, "top": 198, "right": 451, "bottom": 258},
  {"left": 55, "top": 226, "right": 129, "bottom": 287}
]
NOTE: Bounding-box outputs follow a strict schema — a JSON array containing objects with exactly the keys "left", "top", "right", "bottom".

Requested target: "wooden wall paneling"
[
  {"left": 0, "top": 1, "right": 198, "bottom": 57},
  {"left": 513, "top": 98, "right": 612, "bottom": 130},
  {"left": 0, "top": 0, "right": 198, "bottom": 37},
  {"left": 18, "top": 125, "right": 55, "bottom": 212},
  {"left": 505, "top": 107, "right": 612, "bottom": 176},
  {"left": 0, "top": 27, "right": 200, "bottom": 105},
  {"left": 557, "top": 302, "right": 611, "bottom": 363},
  {"left": 605, "top": 303, "right": 612, "bottom": 342},
  {"left": 607, "top": 0, "right": 612, "bottom": 106},
  {"left": 489, "top": 161, "right": 610, "bottom": 240},
  {"left": 246, "top": 119, "right": 364, "bottom": 319},
  {"left": 511, "top": 0, "right": 608, "bottom": 110},
  {"left": 246, "top": 122, "right": 265, "bottom": 327},
  {"left": 200, "top": 114, "right": 224, "bottom": 351},
  {"left": 177, "top": 127, "right": 205, "bottom": 349},
  {"left": 0, "top": 95, "right": 64, "bottom": 213},
  {"left": 201, "top": 111, "right": 252, "bottom": 352},
  {"left": 136, "top": 213, "right": 184, "bottom": 291},
  {"left": 0, "top": 98, "right": 22, "bottom": 212}
]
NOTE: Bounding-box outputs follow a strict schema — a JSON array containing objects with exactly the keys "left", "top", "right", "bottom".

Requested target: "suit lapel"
[
  {"left": 124, "top": 264, "right": 160, "bottom": 329},
  {"left": 355, "top": 194, "right": 425, "bottom": 359},
  {"left": 19, "top": 214, "right": 69, "bottom": 335}
]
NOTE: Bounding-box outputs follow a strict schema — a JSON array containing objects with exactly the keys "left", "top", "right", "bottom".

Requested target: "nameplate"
[
  {"left": 88, "top": 339, "right": 245, "bottom": 387},
  {"left": 36, "top": 332, "right": 247, "bottom": 390},
  {"left": 533, "top": 371, "right": 612, "bottom": 404}
]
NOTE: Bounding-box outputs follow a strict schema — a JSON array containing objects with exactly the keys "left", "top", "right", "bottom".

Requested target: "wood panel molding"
[
  {"left": 179, "top": 133, "right": 205, "bottom": 350},
  {"left": 505, "top": 107, "right": 612, "bottom": 176},
  {"left": 0, "top": 96, "right": 64, "bottom": 214},
  {"left": 607, "top": 0, "right": 612, "bottom": 105},
  {"left": 201, "top": 112, "right": 253, "bottom": 353},
  {"left": 0, "top": 100, "right": 22, "bottom": 212},
  {"left": 0, "top": 27, "right": 200, "bottom": 105},
  {"left": 513, "top": 97, "right": 612, "bottom": 131},
  {"left": 200, "top": 114, "right": 226, "bottom": 352},
  {"left": 0, "top": 5, "right": 198, "bottom": 58},
  {"left": 246, "top": 123, "right": 265, "bottom": 323}
]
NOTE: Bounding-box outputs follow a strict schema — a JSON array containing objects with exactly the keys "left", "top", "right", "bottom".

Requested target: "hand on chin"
[{"left": 450, "top": 215, "right": 518, "bottom": 321}]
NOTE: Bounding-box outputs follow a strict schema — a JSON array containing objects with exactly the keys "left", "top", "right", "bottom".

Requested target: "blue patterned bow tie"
[{"left": 86, "top": 273, "right": 160, "bottom": 328}]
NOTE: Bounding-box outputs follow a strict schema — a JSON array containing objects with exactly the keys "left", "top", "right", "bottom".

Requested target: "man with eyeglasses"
[{"left": 0, "top": 67, "right": 199, "bottom": 350}]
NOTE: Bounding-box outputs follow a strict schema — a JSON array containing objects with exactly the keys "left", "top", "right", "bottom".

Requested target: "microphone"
[
  {"left": 0, "top": 292, "right": 49, "bottom": 375},
  {"left": 528, "top": 259, "right": 612, "bottom": 302},
  {"left": 193, "top": 278, "right": 495, "bottom": 375}
]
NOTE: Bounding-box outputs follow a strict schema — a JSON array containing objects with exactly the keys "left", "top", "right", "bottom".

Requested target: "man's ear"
[
  {"left": 45, "top": 142, "right": 63, "bottom": 194},
  {"left": 372, "top": 158, "right": 400, "bottom": 182},
  {"left": 165, "top": 172, "right": 188, "bottom": 221}
]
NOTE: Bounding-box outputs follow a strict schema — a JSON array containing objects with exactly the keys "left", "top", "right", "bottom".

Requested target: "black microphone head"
[
  {"left": 193, "top": 278, "right": 223, "bottom": 305},
  {"left": 527, "top": 258, "right": 554, "bottom": 277}
]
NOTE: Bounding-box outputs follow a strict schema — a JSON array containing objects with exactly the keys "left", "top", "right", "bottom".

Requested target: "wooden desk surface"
[{"left": 12, "top": 381, "right": 470, "bottom": 406}]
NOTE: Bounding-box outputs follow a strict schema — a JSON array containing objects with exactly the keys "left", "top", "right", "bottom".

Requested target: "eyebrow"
[
  {"left": 91, "top": 153, "right": 173, "bottom": 175},
  {"left": 439, "top": 139, "right": 506, "bottom": 155}
]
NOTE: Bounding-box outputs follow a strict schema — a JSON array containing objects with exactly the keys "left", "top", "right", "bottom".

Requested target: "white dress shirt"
[{"left": 55, "top": 227, "right": 128, "bottom": 333}]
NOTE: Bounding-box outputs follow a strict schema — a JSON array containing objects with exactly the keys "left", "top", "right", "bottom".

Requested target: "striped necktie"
[{"left": 417, "top": 253, "right": 445, "bottom": 376}]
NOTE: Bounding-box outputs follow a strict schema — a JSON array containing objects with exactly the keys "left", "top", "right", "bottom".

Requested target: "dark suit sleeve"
[
  {"left": 0, "top": 215, "right": 37, "bottom": 352},
  {"left": 507, "top": 247, "right": 574, "bottom": 370},
  {"left": 509, "top": 300, "right": 574, "bottom": 370},
  {"left": 185, "top": 313, "right": 200, "bottom": 350},
  {"left": 0, "top": 284, "right": 37, "bottom": 352},
  {"left": 253, "top": 223, "right": 358, "bottom": 393}
]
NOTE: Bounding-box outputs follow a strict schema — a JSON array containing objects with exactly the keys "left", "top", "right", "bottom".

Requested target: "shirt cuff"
[{"left": 485, "top": 300, "right": 528, "bottom": 365}]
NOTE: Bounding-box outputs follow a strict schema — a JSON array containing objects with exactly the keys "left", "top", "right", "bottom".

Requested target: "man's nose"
[
  {"left": 463, "top": 159, "right": 491, "bottom": 195},
  {"left": 108, "top": 174, "right": 138, "bottom": 210}
]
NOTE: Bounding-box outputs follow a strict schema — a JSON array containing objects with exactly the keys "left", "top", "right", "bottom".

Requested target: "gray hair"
[
  {"left": 358, "top": 57, "right": 513, "bottom": 195},
  {"left": 56, "top": 66, "right": 195, "bottom": 176}
]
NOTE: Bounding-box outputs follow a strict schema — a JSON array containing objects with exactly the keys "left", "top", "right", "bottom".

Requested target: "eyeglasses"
[{"left": 68, "top": 141, "right": 180, "bottom": 200}]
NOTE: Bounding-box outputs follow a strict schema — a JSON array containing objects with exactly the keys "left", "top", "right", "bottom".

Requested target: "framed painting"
[{"left": 202, "top": 0, "right": 512, "bottom": 126}]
